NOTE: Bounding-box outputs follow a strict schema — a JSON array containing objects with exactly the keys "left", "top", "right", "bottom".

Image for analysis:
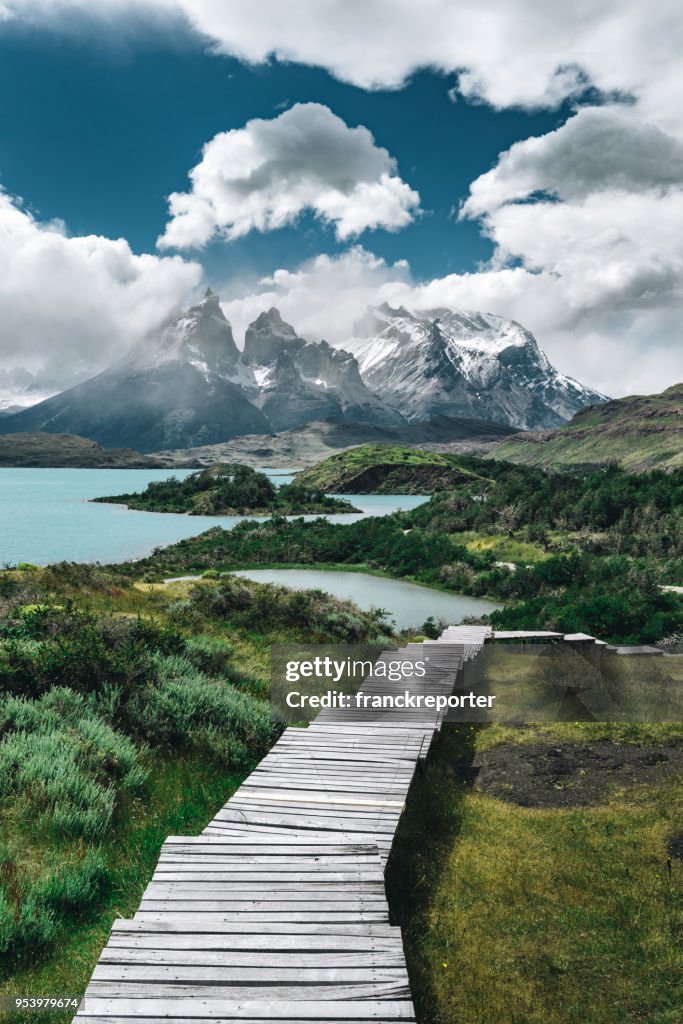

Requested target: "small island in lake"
[{"left": 93, "top": 463, "right": 359, "bottom": 516}]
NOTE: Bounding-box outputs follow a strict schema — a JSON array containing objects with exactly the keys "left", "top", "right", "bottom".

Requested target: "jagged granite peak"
[
  {"left": 345, "top": 303, "right": 607, "bottom": 430},
  {"left": 240, "top": 310, "right": 402, "bottom": 430},
  {"left": 140, "top": 288, "right": 241, "bottom": 374},
  {"left": 242, "top": 307, "right": 303, "bottom": 366},
  {"left": 0, "top": 291, "right": 267, "bottom": 451},
  {"left": 0, "top": 296, "right": 401, "bottom": 448}
]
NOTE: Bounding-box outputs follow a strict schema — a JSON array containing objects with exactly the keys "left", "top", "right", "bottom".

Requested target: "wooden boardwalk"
[{"left": 74, "top": 625, "right": 491, "bottom": 1024}]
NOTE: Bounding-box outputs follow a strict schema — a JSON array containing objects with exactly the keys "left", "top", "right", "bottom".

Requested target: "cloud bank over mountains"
[
  {"left": 6, "top": 1, "right": 681, "bottom": 123},
  {"left": 0, "top": 1, "right": 681, "bottom": 396}
]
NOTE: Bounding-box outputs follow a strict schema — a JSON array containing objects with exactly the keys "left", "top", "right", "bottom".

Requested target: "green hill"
[
  {"left": 294, "top": 444, "right": 492, "bottom": 494},
  {"left": 491, "top": 383, "right": 683, "bottom": 471}
]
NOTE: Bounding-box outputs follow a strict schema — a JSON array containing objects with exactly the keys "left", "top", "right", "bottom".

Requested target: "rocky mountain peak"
[
  {"left": 243, "top": 308, "right": 302, "bottom": 366},
  {"left": 148, "top": 289, "right": 240, "bottom": 373},
  {"left": 343, "top": 302, "right": 608, "bottom": 430}
]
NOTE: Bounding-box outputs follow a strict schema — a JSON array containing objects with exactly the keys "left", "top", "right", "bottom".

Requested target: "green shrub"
[
  {"left": 0, "top": 689, "right": 147, "bottom": 837},
  {"left": 183, "top": 635, "right": 235, "bottom": 676},
  {"left": 0, "top": 850, "right": 108, "bottom": 967},
  {"left": 186, "top": 578, "right": 393, "bottom": 642},
  {"left": 128, "top": 654, "right": 276, "bottom": 769},
  {"left": 0, "top": 608, "right": 185, "bottom": 701},
  {"left": 31, "top": 850, "right": 109, "bottom": 919}
]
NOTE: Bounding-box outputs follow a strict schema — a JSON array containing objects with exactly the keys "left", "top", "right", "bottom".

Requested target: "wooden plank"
[
  {"left": 111, "top": 919, "right": 400, "bottom": 936},
  {"left": 91, "top": 965, "right": 409, "bottom": 983},
  {"left": 77, "top": 1004, "right": 416, "bottom": 1021},
  {"left": 83, "top": 982, "right": 412, "bottom": 1000},
  {"left": 99, "top": 950, "right": 406, "bottom": 966}
]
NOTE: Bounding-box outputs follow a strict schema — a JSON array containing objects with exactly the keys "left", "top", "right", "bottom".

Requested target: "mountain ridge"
[
  {"left": 344, "top": 302, "right": 607, "bottom": 430},
  {"left": 0, "top": 292, "right": 607, "bottom": 451}
]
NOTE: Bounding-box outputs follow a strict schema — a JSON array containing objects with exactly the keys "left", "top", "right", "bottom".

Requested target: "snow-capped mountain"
[
  {"left": 0, "top": 292, "right": 399, "bottom": 450},
  {"left": 242, "top": 308, "right": 401, "bottom": 429},
  {"left": 0, "top": 293, "right": 607, "bottom": 451},
  {"left": 344, "top": 304, "right": 607, "bottom": 430}
]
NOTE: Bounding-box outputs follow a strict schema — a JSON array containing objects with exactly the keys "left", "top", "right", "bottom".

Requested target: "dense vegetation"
[
  {"left": 94, "top": 463, "right": 357, "bottom": 515},
  {"left": 0, "top": 562, "right": 393, "bottom": 981},
  {"left": 120, "top": 458, "right": 683, "bottom": 643},
  {"left": 294, "top": 444, "right": 490, "bottom": 494}
]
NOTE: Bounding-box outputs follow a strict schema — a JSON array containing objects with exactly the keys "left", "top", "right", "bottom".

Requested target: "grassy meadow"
[{"left": 389, "top": 651, "right": 683, "bottom": 1024}]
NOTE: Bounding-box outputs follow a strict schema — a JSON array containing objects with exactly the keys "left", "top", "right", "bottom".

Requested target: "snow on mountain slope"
[{"left": 344, "top": 303, "right": 607, "bottom": 430}]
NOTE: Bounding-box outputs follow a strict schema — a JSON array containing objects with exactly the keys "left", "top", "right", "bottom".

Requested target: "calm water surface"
[
  {"left": 232, "top": 568, "right": 502, "bottom": 630},
  {"left": 0, "top": 468, "right": 427, "bottom": 566}
]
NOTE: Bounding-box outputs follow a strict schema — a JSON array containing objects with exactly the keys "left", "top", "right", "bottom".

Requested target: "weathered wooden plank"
[
  {"left": 134, "top": 911, "right": 390, "bottom": 923},
  {"left": 77, "top": 1018, "right": 414, "bottom": 1024},
  {"left": 83, "top": 982, "right": 412, "bottom": 1000},
  {"left": 77, "top": 1005, "right": 416, "bottom": 1022},
  {"left": 91, "top": 964, "right": 409, "bottom": 983},
  {"left": 99, "top": 950, "right": 406, "bottom": 966},
  {"left": 111, "top": 919, "right": 400, "bottom": 936}
]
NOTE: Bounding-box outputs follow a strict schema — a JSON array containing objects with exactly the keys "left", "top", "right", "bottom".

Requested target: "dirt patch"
[
  {"left": 471, "top": 741, "right": 683, "bottom": 808},
  {"left": 668, "top": 833, "right": 683, "bottom": 861}
]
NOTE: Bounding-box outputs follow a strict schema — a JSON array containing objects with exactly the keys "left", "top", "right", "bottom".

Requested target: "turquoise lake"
[
  {"left": 0, "top": 468, "right": 503, "bottom": 626},
  {"left": 0, "top": 468, "right": 428, "bottom": 566}
]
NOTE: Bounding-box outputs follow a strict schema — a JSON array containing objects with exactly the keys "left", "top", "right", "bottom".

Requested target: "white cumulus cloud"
[
  {"left": 158, "top": 103, "right": 420, "bottom": 249},
  {"left": 458, "top": 107, "right": 683, "bottom": 354},
  {"left": 462, "top": 106, "right": 683, "bottom": 217},
  {"left": 0, "top": 189, "right": 202, "bottom": 384},
  {"left": 4, "top": 1, "right": 683, "bottom": 131}
]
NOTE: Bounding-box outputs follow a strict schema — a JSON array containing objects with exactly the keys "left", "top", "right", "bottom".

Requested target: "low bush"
[
  {"left": 0, "top": 688, "right": 147, "bottom": 838},
  {"left": 128, "top": 654, "right": 276, "bottom": 769},
  {"left": 183, "top": 634, "right": 235, "bottom": 676},
  {"left": 0, "top": 607, "right": 184, "bottom": 700},
  {"left": 0, "top": 850, "right": 108, "bottom": 968},
  {"left": 186, "top": 578, "right": 393, "bottom": 642}
]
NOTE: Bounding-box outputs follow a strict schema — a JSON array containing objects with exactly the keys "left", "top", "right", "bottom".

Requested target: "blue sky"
[
  {"left": 0, "top": 2, "right": 680, "bottom": 399},
  {"left": 0, "top": 17, "right": 566, "bottom": 282}
]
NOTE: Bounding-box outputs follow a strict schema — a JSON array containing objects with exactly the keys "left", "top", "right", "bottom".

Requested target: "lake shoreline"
[
  {"left": 227, "top": 566, "right": 502, "bottom": 630},
  {"left": 89, "top": 499, "right": 362, "bottom": 517},
  {"left": 164, "top": 559, "right": 483, "bottom": 599}
]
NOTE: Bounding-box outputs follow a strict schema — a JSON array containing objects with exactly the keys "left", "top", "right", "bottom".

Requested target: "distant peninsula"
[
  {"left": 0, "top": 431, "right": 182, "bottom": 468},
  {"left": 93, "top": 463, "right": 359, "bottom": 516}
]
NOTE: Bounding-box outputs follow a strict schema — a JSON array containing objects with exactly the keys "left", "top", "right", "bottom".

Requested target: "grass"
[
  {"left": 295, "top": 443, "right": 493, "bottom": 492},
  {"left": 459, "top": 531, "right": 550, "bottom": 564},
  {"left": 491, "top": 383, "right": 683, "bottom": 472},
  {"left": 388, "top": 710, "right": 683, "bottom": 1024}
]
